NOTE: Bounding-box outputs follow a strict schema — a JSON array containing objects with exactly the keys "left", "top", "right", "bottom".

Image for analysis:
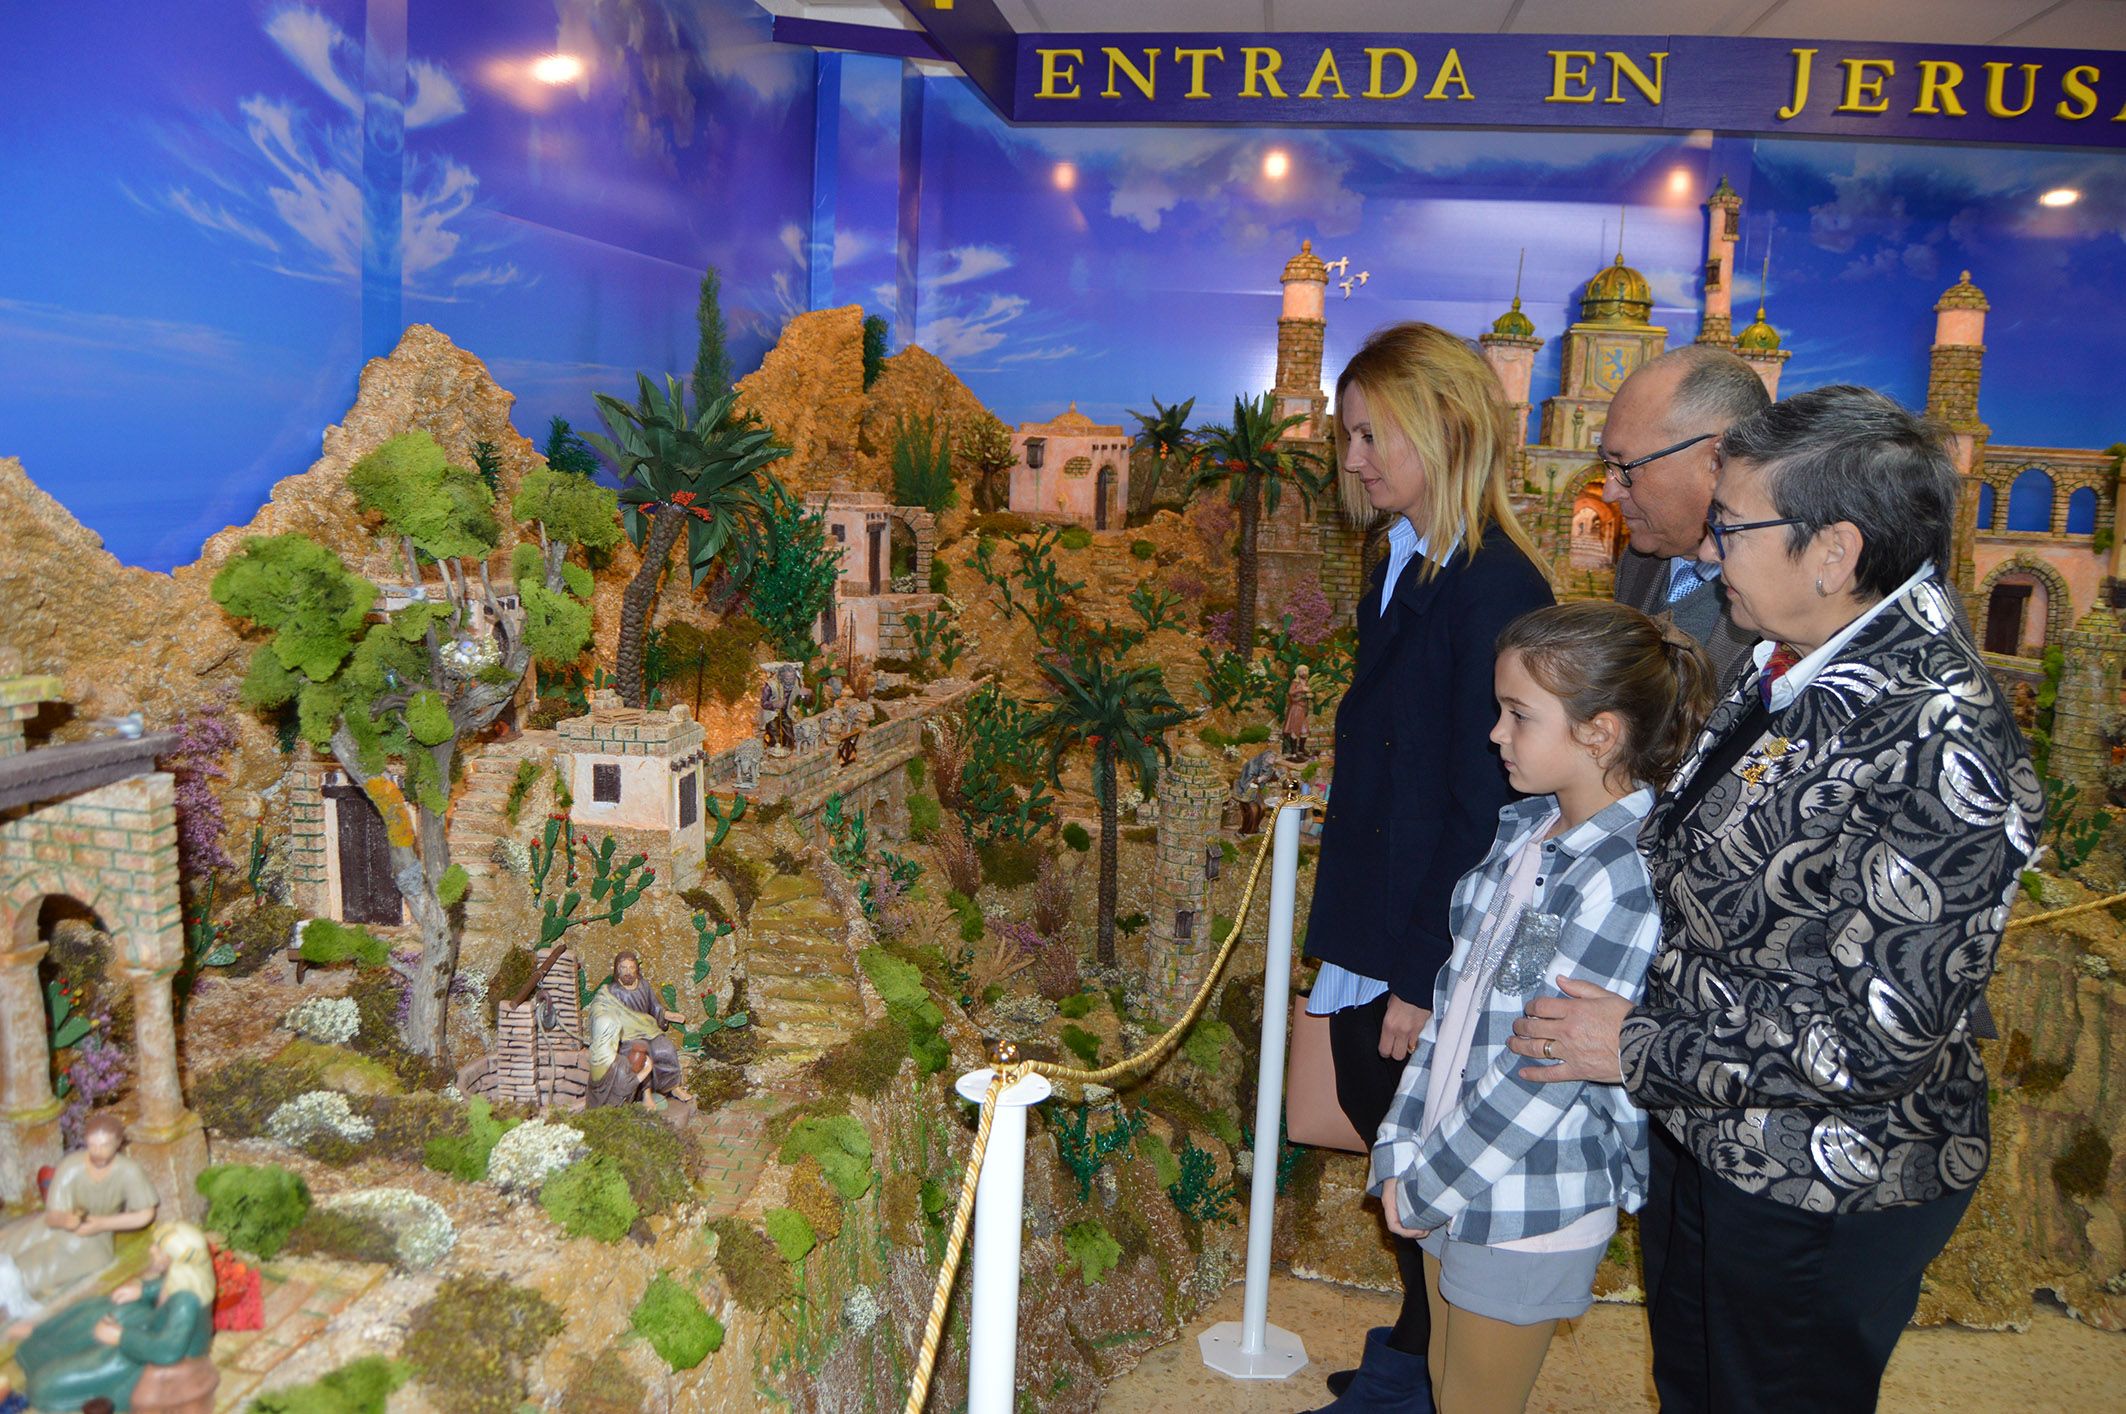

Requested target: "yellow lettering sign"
[
  {"left": 1913, "top": 60, "right": 1966, "bottom": 115},
  {"left": 1364, "top": 47, "right": 1418, "bottom": 100},
  {"left": 1302, "top": 48, "right": 1349, "bottom": 100},
  {"left": 1779, "top": 47, "right": 1818, "bottom": 120},
  {"left": 1426, "top": 47, "right": 1474, "bottom": 101},
  {"left": 1101, "top": 47, "right": 1158, "bottom": 100},
  {"left": 2057, "top": 64, "right": 2099, "bottom": 120},
  {"left": 1035, "top": 48, "right": 1082, "bottom": 100},
  {"left": 1984, "top": 61, "right": 2040, "bottom": 117},
  {"left": 1546, "top": 50, "right": 1597, "bottom": 103},
  {"left": 1837, "top": 57, "right": 1895, "bottom": 114},
  {"left": 1241, "top": 46, "right": 1287, "bottom": 98},
  {"left": 1605, "top": 50, "right": 1667, "bottom": 105},
  {"left": 1175, "top": 46, "right": 1225, "bottom": 99}
]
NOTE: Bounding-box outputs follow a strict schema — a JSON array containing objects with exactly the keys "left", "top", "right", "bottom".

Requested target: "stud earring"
[{"left": 1815, "top": 576, "right": 1827, "bottom": 596}]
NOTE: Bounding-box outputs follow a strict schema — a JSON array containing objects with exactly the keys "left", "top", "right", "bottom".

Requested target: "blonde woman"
[
  {"left": 1302, "top": 322, "right": 1553, "bottom": 1411},
  {"left": 4, "top": 1221, "right": 217, "bottom": 1411}
]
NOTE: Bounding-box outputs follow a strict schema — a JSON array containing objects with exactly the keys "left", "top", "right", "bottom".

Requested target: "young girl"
[{"left": 1370, "top": 601, "right": 1714, "bottom": 1414}]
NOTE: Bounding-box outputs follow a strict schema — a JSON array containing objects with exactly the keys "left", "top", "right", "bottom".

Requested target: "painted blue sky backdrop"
[{"left": 1, "top": 0, "right": 2121, "bottom": 570}]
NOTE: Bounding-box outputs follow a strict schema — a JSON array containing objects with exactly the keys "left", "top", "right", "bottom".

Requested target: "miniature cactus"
[
  {"left": 704, "top": 791, "right": 746, "bottom": 850},
  {"left": 529, "top": 817, "right": 654, "bottom": 949},
  {"left": 691, "top": 910, "right": 732, "bottom": 984}
]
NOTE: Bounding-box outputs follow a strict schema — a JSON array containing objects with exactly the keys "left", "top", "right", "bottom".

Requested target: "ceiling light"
[
  {"left": 2039, "top": 187, "right": 2080, "bottom": 207},
  {"left": 1264, "top": 149, "right": 1291, "bottom": 180},
  {"left": 532, "top": 54, "right": 584, "bottom": 85},
  {"left": 1052, "top": 162, "right": 1077, "bottom": 191},
  {"left": 1668, "top": 167, "right": 1692, "bottom": 195}
]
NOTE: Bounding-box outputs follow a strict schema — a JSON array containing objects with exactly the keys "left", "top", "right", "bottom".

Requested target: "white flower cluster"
[
  {"left": 484, "top": 1118, "right": 588, "bottom": 1191},
  {"left": 842, "top": 1286, "right": 886, "bottom": 1338},
  {"left": 281, "top": 996, "right": 361, "bottom": 1046},
  {"left": 320, "top": 1186, "right": 456, "bottom": 1270},
  {"left": 266, "top": 1091, "right": 374, "bottom": 1148},
  {"left": 490, "top": 837, "right": 531, "bottom": 876}
]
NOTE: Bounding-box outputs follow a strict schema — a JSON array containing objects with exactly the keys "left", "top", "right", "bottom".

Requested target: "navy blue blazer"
[{"left": 1304, "top": 534, "right": 1554, "bottom": 1003}]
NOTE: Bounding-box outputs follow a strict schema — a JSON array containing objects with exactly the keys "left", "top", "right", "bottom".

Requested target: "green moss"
[
  {"left": 1141, "top": 1085, "right": 1242, "bottom": 1148},
  {"left": 685, "top": 1058, "right": 750, "bottom": 1113},
  {"left": 1182, "top": 1018, "right": 1233, "bottom": 1072},
  {"left": 436, "top": 863, "right": 469, "bottom": 907},
  {"left": 704, "top": 846, "right": 766, "bottom": 919},
  {"left": 630, "top": 1273, "right": 724, "bottom": 1371},
  {"left": 403, "top": 1274, "right": 563, "bottom": 1414},
  {"left": 485, "top": 947, "right": 536, "bottom": 1024},
  {"left": 541, "top": 1154, "right": 639, "bottom": 1242},
  {"left": 861, "top": 947, "right": 950, "bottom": 1074},
  {"left": 197, "top": 1163, "right": 312, "bottom": 1258},
  {"left": 787, "top": 1158, "right": 846, "bottom": 1242},
  {"left": 287, "top": 1208, "right": 400, "bottom": 1267},
  {"left": 2054, "top": 1125, "right": 2114, "bottom": 1200},
  {"left": 1059, "top": 1024, "right": 1102, "bottom": 1067},
  {"left": 423, "top": 1097, "right": 518, "bottom": 1181},
  {"left": 565, "top": 1105, "right": 696, "bottom": 1215},
  {"left": 278, "top": 1039, "right": 404, "bottom": 1096},
  {"left": 223, "top": 902, "right": 303, "bottom": 976},
  {"left": 1233, "top": 723, "right": 1270, "bottom": 744},
  {"left": 1138, "top": 1129, "right": 1180, "bottom": 1189},
  {"left": 909, "top": 793, "right": 942, "bottom": 840},
  {"left": 194, "top": 1054, "right": 323, "bottom": 1138},
  {"left": 1061, "top": 822, "right": 1091, "bottom": 852},
  {"left": 343, "top": 969, "right": 449, "bottom": 1091},
  {"left": 1130, "top": 539, "right": 1157, "bottom": 560},
  {"left": 1210, "top": 914, "right": 1236, "bottom": 945},
  {"left": 764, "top": 1207, "right": 817, "bottom": 1263},
  {"left": 1061, "top": 1219, "right": 1121, "bottom": 1286},
  {"left": 778, "top": 1115, "right": 874, "bottom": 1199},
  {"left": 1059, "top": 526, "right": 1093, "bottom": 550},
  {"left": 1057, "top": 992, "right": 1099, "bottom": 1019},
  {"left": 709, "top": 1217, "right": 792, "bottom": 1312},
  {"left": 979, "top": 838, "right": 1044, "bottom": 888},
  {"left": 920, "top": 1178, "right": 951, "bottom": 1220},
  {"left": 809, "top": 1020, "right": 909, "bottom": 1100},
  {"left": 249, "top": 1357, "right": 409, "bottom": 1414},
  {"left": 299, "top": 918, "right": 390, "bottom": 967}
]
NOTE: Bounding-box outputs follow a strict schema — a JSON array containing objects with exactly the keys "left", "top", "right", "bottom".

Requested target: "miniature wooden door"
[{"left": 324, "top": 781, "right": 400, "bottom": 924}]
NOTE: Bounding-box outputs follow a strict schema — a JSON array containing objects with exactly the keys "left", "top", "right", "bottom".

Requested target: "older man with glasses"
[{"left": 1600, "top": 346, "right": 1771, "bottom": 686}]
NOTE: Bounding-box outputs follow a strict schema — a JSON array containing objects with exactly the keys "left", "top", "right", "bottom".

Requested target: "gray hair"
[
  {"left": 1718, "top": 385, "right": 1957, "bottom": 599},
  {"left": 1644, "top": 345, "right": 1770, "bottom": 434}
]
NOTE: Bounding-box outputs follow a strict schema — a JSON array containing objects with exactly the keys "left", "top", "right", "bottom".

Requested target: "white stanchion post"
[
  {"left": 954, "top": 1066, "right": 1053, "bottom": 1412},
  {"left": 1199, "top": 800, "right": 1309, "bottom": 1380}
]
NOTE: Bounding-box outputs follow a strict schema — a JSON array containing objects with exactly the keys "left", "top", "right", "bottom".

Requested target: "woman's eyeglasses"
[
  {"left": 1598, "top": 432, "right": 1714, "bottom": 489},
  {"left": 1703, "top": 515, "right": 1805, "bottom": 560}
]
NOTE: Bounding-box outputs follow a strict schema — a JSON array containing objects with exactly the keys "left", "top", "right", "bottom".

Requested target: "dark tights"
[{"left": 1327, "top": 992, "right": 1435, "bottom": 1357}]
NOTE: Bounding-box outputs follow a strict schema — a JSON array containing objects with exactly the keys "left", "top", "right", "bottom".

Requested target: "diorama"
[{"left": 1, "top": 1, "right": 2123, "bottom": 1410}]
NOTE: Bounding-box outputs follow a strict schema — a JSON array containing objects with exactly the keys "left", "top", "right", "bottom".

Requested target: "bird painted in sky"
[
  {"left": 1356, "top": 270, "right": 1370, "bottom": 285},
  {"left": 1324, "top": 256, "right": 1350, "bottom": 276},
  {"left": 1338, "top": 278, "right": 1355, "bottom": 298}
]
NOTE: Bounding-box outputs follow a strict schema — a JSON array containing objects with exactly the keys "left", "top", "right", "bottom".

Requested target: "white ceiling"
[{"left": 764, "top": 0, "right": 2126, "bottom": 49}]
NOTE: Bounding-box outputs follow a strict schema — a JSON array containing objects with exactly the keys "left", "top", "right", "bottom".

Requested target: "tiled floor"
[{"left": 1099, "top": 1275, "right": 2126, "bottom": 1413}]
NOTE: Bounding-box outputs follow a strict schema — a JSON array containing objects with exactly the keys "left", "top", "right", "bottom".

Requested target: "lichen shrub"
[{"left": 402, "top": 1274, "right": 563, "bottom": 1414}]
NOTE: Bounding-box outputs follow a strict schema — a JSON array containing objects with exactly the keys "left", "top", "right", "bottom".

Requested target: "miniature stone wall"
[
  {"left": 467, "top": 946, "right": 588, "bottom": 1109},
  {"left": 1147, "top": 746, "right": 1225, "bottom": 1017},
  {"left": 2054, "top": 606, "right": 2124, "bottom": 802}
]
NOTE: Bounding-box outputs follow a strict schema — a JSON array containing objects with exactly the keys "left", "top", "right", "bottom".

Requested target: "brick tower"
[
  {"left": 1479, "top": 276, "right": 1543, "bottom": 459},
  {"left": 1146, "top": 745, "right": 1225, "bottom": 1018},
  {"left": 1274, "top": 239, "right": 1330, "bottom": 441},
  {"left": 1927, "top": 271, "right": 1992, "bottom": 611},
  {"left": 1696, "top": 176, "right": 1743, "bottom": 348}
]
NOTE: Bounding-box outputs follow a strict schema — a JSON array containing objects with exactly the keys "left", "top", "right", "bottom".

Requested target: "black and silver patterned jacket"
[{"left": 1618, "top": 577, "right": 2042, "bottom": 1213}]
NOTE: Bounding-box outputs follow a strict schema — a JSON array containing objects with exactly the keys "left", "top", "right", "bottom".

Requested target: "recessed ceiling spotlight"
[
  {"left": 532, "top": 54, "right": 584, "bottom": 85},
  {"left": 1668, "top": 167, "right": 1692, "bottom": 195},
  {"left": 2039, "top": 188, "right": 2080, "bottom": 207},
  {"left": 1263, "top": 149, "right": 1291, "bottom": 180},
  {"left": 1052, "top": 161, "right": 1077, "bottom": 191}
]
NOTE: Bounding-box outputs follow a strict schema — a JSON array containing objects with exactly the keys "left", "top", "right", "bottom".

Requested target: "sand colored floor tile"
[{"left": 1099, "top": 1275, "right": 2126, "bottom": 1412}]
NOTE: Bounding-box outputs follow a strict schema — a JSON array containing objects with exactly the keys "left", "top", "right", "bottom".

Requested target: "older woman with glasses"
[{"left": 1508, "top": 385, "right": 2041, "bottom": 1414}]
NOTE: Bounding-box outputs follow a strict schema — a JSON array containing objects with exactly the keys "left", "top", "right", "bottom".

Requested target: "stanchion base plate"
[{"left": 1199, "top": 1320, "right": 1308, "bottom": 1380}]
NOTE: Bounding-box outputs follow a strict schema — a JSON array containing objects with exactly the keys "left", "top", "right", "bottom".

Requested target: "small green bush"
[
  {"left": 764, "top": 1207, "right": 817, "bottom": 1263},
  {"left": 1234, "top": 723, "right": 1271, "bottom": 744},
  {"left": 1062, "top": 1219, "right": 1122, "bottom": 1286},
  {"left": 810, "top": 1020, "right": 909, "bottom": 1099},
  {"left": 1130, "top": 539, "right": 1157, "bottom": 560},
  {"left": 541, "top": 1154, "right": 639, "bottom": 1242},
  {"left": 1057, "top": 992, "right": 1099, "bottom": 1019},
  {"left": 1059, "top": 1024, "right": 1102, "bottom": 1068},
  {"left": 779, "top": 1116, "right": 874, "bottom": 1199},
  {"left": 861, "top": 947, "right": 950, "bottom": 1074},
  {"left": 709, "top": 1217, "right": 792, "bottom": 1312},
  {"left": 1138, "top": 1129, "right": 1180, "bottom": 1188},
  {"left": 1061, "top": 822, "right": 1091, "bottom": 852},
  {"left": 930, "top": 556, "right": 951, "bottom": 593},
  {"left": 979, "top": 838, "right": 1044, "bottom": 888},
  {"left": 223, "top": 903, "right": 303, "bottom": 976},
  {"left": 299, "top": 918, "right": 390, "bottom": 967},
  {"left": 197, "top": 1163, "right": 312, "bottom": 1258},
  {"left": 631, "top": 1274, "right": 724, "bottom": 1371},
  {"left": 566, "top": 1105, "right": 696, "bottom": 1215},
  {"left": 423, "top": 1097, "right": 518, "bottom": 1181},
  {"left": 908, "top": 793, "right": 942, "bottom": 840},
  {"left": 1183, "top": 1018, "right": 1234, "bottom": 1072},
  {"left": 1198, "top": 726, "right": 1230, "bottom": 748},
  {"left": 249, "top": 1356, "right": 409, "bottom": 1414},
  {"left": 287, "top": 1208, "right": 400, "bottom": 1267},
  {"left": 1059, "top": 526, "right": 1092, "bottom": 550},
  {"left": 403, "top": 1274, "right": 562, "bottom": 1414}
]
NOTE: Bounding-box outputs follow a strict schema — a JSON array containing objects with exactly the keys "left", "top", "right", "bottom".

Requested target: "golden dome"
[
  {"left": 1580, "top": 254, "right": 1653, "bottom": 324},
  {"left": 1736, "top": 305, "right": 1782, "bottom": 352},
  {"left": 1935, "top": 270, "right": 1990, "bottom": 312},
  {"left": 1282, "top": 238, "right": 1328, "bottom": 284},
  {"left": 1489, "top": 295, "right": 1536, "bottom": 339}
]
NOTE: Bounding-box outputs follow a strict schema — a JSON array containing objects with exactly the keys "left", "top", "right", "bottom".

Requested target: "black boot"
[
  {"left": 1302, "top": 1326, "right": 1433, "bottom": 1413},
  {"left": 1322, "top": 1324, "right": 1389, "bottom": 1398}
]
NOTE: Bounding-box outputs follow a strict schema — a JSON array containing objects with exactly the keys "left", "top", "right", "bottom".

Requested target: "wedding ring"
[{"left": 1542, "top": 1039, "right": 1556, "bottom": 1060}]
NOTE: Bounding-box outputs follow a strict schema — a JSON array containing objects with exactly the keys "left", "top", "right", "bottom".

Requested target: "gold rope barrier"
[
  {"left": 2005, "top": 889, "right": 2126, "bottom": 932},
  {"left": 900, "top": 792, "right": 1313, "bottom": 1414}
]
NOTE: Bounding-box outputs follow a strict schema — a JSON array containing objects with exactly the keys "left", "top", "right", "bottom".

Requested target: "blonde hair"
[
  {"left": 151, "top": 1221, "right": 217, "bottom": 1305},
  {"left": 1332, "top": 322, "right": 1546, "bottom": 582}
]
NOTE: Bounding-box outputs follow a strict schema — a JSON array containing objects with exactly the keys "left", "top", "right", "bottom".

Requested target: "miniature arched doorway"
[
  {"left": 1983, "top": 573, "right": 2046, "bottom": 657},
  {"left": 1568, "top": 491, "right": 1624, "bottom": 569},
  {"left": 2006, "top": 467, "right": 2055, "bottom": 532},
  {"left": 30, "top": 897, "right": 132, "bottom": 1118},
  {"left": 885, "top": 515, "right": 919, "bottom": 592},
  {"left": 1095, "top": 464, "right": 1117, "bottom": 530}
]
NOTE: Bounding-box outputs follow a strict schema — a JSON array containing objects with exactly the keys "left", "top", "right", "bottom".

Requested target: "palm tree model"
[
  {"left": 1188, "top": 392, "right": 1330, "bottom": 654},
  {"left": 1125, "top": 394, "right": 1196, "bottom": 518}
]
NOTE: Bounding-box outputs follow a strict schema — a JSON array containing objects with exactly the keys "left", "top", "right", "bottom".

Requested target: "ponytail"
[{"left": 1496, "top": 602, "right": 1717, "bottom": 790}]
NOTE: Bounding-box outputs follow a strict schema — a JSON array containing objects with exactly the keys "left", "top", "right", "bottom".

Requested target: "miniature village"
[{"left": 0, "top": 184, "right": 2121, "bottom": 1414}]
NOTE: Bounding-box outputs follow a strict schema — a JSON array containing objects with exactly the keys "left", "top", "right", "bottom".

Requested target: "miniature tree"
[
  {"left": 1188, "top": 392, "right": 1331, "bottom": 654},
  {"left": 509, "top": 463, "right": 623, "bottom": 699},
  {"left": 745, "top": 481, "right": 840, "bottom": 664},
  {"left": 693, "top": 265, "right": 732, "bottom": 403},
  {"left": 1125, "top": 394, "right": 1196, "bottom": 517},
  {"left": 541, "top": 416, "right": 600, "bottom": 478},
  {"left": 861, "top": 314, "right": 889, "bottom": 390},
  {"left": 955, "top": 412, "right": 1017, "bottom": 513},
  {"left": 587, "top": 374, "right": 790, "bottom": 709},
  {"left": 891, "top": 414, "right": 956, "bottom": 514},
  {"left": 212, "top": 431, "right": 594, "bottom": 1057}
]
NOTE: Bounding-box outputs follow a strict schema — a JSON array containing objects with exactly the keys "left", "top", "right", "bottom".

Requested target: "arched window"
[
  {"left": 2066, "top": 486, "right": 2097, "bottom": 536},
  {"left": 1975, "top": 482, "right": 1995, "bottom": 531},
  {"left": 2006, "top": 467, "right": 2055, "bottom": 532}
]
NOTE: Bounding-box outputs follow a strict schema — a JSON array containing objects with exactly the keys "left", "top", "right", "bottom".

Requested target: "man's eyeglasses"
[
  {"left": 1703, "top": 514, "right": 1805, "bottom": 560},
  {"left": 1598, "top": 432, "right": 1714, "bottom": 489}
]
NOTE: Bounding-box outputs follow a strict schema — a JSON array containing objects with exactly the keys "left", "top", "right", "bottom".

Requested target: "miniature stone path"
[
  {"left": 690, "top": 1092, "right": 782, "bottom": 1220},
  {"left": 740, "top": 870, "right": 863, "bottom": 1068},
  {"left": 208, "top": 1257, "right": 386, "bottom": 1411},
  {"left": 446, "top": 730, "right": 553, "bottom": 953}
]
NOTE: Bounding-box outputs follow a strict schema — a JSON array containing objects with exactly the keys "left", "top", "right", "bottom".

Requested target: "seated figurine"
[
  {"left": 584, "top": 951, "right": 694, "bottom": 1104},
  {"left": 584, "top": 1038, "right": 655, "bottom": 1110},
  {"left": 0, "top": 1115, "right": 158, "bottom": 1322},
  {"left": 0, "top": 1222, "right": 216, "bottom": 1414}
]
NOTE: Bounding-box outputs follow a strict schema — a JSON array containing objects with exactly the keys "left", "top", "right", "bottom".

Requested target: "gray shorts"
[{"left": 1418, "top": 1228, "right": 1606, "bottom": 1325}]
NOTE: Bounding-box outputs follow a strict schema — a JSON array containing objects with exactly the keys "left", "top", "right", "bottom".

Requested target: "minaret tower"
[
  {"left": 1275, "top": 238, "right": 1330, "bottom": 442},
  {"left": 1479, "top": 251, "right": 1543, "bottom": 457},
  {"left": 1734, "top": 250, "right": 1790, "bottom": 397},
  {"left": 1697, "top": 176, "right": 1743, "bottom": 347},
  {"left": 1927, "top": 271, "right": 1992, "bottom": 607}
]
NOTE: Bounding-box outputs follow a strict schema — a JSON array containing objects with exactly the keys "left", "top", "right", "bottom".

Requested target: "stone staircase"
[
  {"left": 741, "top": 868, "right": 864, "bottom": 1068},
  {"left": 447, "top": 731, "right": 553, "bottom": 962}
]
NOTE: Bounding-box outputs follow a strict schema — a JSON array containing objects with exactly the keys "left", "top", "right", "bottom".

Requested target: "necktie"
[
  {"left": 1758, "top": 643, "right": 1801, "bottom": 709},
  {"left": 1666, "top": 560, "right": 1705, "bottom": 605}
]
